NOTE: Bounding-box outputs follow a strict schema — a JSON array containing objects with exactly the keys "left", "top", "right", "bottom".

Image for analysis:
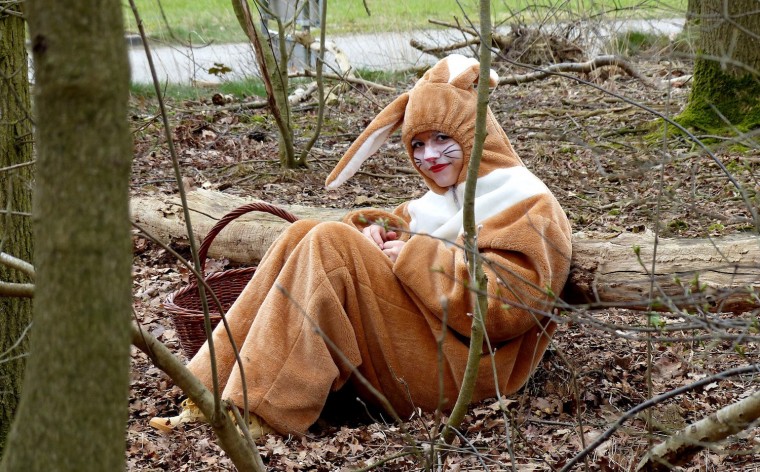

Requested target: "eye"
[
  {"left": 411, "top": 141, "right": 424, "bottom": 149},
  {"left": 436, "top": 133, "right": 451, "bottom": 142}
]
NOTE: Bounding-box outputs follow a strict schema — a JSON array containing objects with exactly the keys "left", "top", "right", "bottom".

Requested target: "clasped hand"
[{"left": 362, "top": 224, "right": 405, "bottom": 262}]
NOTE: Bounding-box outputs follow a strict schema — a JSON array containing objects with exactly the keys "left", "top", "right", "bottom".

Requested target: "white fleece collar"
[{"left": 407, "top": 167, "right": 551, "bottom": 244}]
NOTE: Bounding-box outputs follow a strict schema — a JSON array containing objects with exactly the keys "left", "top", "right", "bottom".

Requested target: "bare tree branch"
[
  {"left": 0, "top": 253, "right": 34, "bottom": 298},
  {"left": 637, "top": 390, "right": 760, "bottom": 471},
  {"left": 498, "top": 55, "right": 656, "bottom": 88},
  {"left": 130, "top": 323, "right": 266, "bottom": 471},
  {"left": 0, "top": 252, "right": 35, "bottom": 278},
  {"left": 0, "top": 281, "right": 33, "bottom": 298},
  {"left": 410, "top": 37, "right": 482, "bottom": 58},
  {"left": 0, "top": 160, "right": 35, "bottom": 173},
  {"left": 559, "top": 365, "right": 760, "bottom": 471},
  {"left": 292, "top": 69, "right": 396, "bottom": 92}
]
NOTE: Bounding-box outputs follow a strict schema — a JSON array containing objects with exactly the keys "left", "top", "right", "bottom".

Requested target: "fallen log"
[
  {"left": 497, "top": 55, "right": 657, "bottom": 88},
  {"left": 131, "top": 189, "right": 346, "bottom": 265},
  {"left": 131, "top": 189, "right": 760, "bottom": 313},
  {"left": 636, "top": 390, "right": 760, "bottom": 471},
  {"left": 566, "top": 232, "right": 760, "bottom": 313}
]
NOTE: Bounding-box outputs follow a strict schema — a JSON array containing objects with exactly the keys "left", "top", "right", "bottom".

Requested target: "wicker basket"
[{"left": 164, "top": 202, "right": 299, "bottom": 358}]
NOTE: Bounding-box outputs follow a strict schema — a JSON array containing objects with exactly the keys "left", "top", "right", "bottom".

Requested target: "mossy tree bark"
[
  {"left": 0, "top": 2, "right": 34, "bottom": 454},
  {"left": 676, "top": 0, "right": 760, "bottom": 134},
  {"left": 685, "top": 0, "right": 702, "bottom": 30},
  {"left": 0, "top": 0, "right": 133, "bottom": 470}
]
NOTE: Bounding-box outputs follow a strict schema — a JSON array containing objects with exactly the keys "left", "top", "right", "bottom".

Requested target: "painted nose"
[{"left": 424, "top": 147, "right": 439, "bottom": 163}]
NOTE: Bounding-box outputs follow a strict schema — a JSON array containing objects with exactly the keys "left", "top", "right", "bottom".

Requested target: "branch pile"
[{"left": 411, "top": 21, "right": 655, "bottom": 87}]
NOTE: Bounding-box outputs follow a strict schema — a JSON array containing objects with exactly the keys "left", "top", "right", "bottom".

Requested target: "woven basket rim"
[
  {"left": 165, "top": 267, "right": 255, "bottom": 308},
  {"left": 162, "top": 202, "right": 298, "bottom": 358}
]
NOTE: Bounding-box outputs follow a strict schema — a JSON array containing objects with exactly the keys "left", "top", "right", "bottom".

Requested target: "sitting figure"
[{"left": 150, "top": 54, "right": 572, "bottom": 436}]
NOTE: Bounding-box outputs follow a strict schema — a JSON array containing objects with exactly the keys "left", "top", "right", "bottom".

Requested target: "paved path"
[
  {"left": 128, "top": 18, "right": 684, "bottom": 84},
  {"left": 128, "top": 30, "right": 453, "bottom": 84}
]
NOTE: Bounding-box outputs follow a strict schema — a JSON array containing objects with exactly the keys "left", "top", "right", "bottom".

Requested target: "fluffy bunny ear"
[
  {"left": 448, "top": 61, "right": 499, "bottom": 90},
  {"left": 325, "top": 93, "right": 409, "bottom": 189}
]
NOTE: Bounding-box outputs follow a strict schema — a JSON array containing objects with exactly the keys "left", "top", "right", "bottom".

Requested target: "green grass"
[
  {"left": 218, "top": 79, "right": 268, "bottom": 97},
  {"left": 123, "top": 0, "right": 686, "bottom": 45},
  {"left": 125, "top": 0, "right": 243, "bottom": 44},
  {"left": 128, "top": 71, "right": 411, "bottom": 102},
  {"left": 130, "top": 79, "right": 267, "bottom": 101},
  {"left": 130, "top": 81, "right": 208, "bottom": 102},
  {"left": 352, "top": 68, "right": 419, "bottom": 84}
]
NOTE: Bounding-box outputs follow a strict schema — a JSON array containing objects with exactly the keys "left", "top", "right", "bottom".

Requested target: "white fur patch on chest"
[{"left": 407, "top": 167, "right": 550, "bottom": 244}]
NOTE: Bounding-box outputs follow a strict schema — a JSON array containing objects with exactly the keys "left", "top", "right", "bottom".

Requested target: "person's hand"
[
  {"left": 361, "top": 224, "right": 398, "bottom": 249},
  {"left": 381, "top": 240, "right": 405, "bottom": 262}
]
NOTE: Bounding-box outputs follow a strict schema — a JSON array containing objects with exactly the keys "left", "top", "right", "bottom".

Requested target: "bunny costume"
[{"left": 186, "top": 55, "right": 572, "bottom": 435}]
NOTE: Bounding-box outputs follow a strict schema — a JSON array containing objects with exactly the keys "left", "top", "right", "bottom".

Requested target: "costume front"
[{"left": 186, "top": 55, "right": 573, "bottom": 435}]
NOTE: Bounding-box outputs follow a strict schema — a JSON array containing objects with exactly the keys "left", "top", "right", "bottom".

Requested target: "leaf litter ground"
[{"left": 128, "top": 55, "right": 760, "bottom": 471}]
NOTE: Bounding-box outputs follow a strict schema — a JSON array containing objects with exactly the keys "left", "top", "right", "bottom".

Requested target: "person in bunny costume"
[{"left": 150, "top": 54, "right": 572, "bottom": 437}]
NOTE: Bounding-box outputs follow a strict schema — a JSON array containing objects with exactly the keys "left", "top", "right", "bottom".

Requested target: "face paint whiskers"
[{"left": 441, "top": 143, "right": 462, "bottom": 161}]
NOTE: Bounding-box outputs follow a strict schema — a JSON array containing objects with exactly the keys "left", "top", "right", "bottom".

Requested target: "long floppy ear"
[
  {"left": 325, "top": 93, "right": 409, "bottom": 188},
  {"left": 449, "top": 62, "right": 499, "bottom": 90}
]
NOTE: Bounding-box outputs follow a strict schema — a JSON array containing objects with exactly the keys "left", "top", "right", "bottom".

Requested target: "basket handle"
[{"left": 197, "top": 202, "right": 299, "bottom": 273}]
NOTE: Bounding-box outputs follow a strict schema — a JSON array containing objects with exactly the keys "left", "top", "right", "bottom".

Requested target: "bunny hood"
[{"left": 325, "top": 54, "right": 524, "bottom": 194}]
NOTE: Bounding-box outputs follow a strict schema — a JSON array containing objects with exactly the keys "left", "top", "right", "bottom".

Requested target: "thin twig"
[
  {"left": 351, "top": 450, "right": 418, "bottom": 472},
  {"left": 0, "top": 281, "right": 33, "bottom": 298},
  {"left": 129, "top": 0, "right": 235, "bottom": 446},
  {"left": 0, "top": 159, "right": 35, "bottom": 173},
  {"left": 559, "top": 364, "right": 760, "bottom": 472},
  {"left": 292, "top": 69, "right": 396, "bottom": 92},
  {"left": 410, "top": 37, "right": 482, "bottom": 58},
  {"left": 293, "top": 26, "right": 330, "bottom": 155},
  {"left": 0, "top": 321, "right": 32, "bottom": 361}
]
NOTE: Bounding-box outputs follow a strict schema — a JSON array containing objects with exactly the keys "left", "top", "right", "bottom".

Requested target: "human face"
[{"left": 411, "top": 131, "right": 464, "bottom": 188}]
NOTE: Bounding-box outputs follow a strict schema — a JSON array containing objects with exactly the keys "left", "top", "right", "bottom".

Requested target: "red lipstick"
[{"left": 430, "top": 164, "right": 449, "bottom": 173}]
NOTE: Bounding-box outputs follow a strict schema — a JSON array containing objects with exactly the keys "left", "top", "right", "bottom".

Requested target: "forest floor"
[{"left": 126, "top": 47, "right": 760, "bottom": 471}]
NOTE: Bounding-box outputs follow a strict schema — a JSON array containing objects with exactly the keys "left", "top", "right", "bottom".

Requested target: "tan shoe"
[
  {"left": 236, "top": 411, "right": 275, "bottom": 439},
  {"left": 149, "top": 398, "right": 206, "bottom": 432}
]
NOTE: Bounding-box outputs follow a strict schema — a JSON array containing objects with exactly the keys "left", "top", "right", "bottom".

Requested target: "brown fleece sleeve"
[{"left": 393, "top": 194, "right": 571, "bottom": 342}]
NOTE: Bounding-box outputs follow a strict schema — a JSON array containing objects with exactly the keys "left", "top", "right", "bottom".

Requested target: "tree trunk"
[
  {"left": 132, "top": 189, "right": 347, "bottom": 263},
  {"left": 0, "top": 3, "right": 34, "bottom": 453},
  {"left": 442, "top": 0, "right": 493, "bottom": 444},
  {"left": 0, "top": 0, "right": 133, "bottom": 470},
  {"left": 130, "top": 190, "right": 760, "bottom": 314},
  {"left": 269, "top": 14, "right": 298, "bottom": 168},
  {"left": 231, "top": 0, "right": 300, "bottom": 168},
  {"left": 685, "top": 0, "right": 702, "bottom": 29},
  {"left": 677, "top": 0, "right": 760, "bottom": 133}
]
